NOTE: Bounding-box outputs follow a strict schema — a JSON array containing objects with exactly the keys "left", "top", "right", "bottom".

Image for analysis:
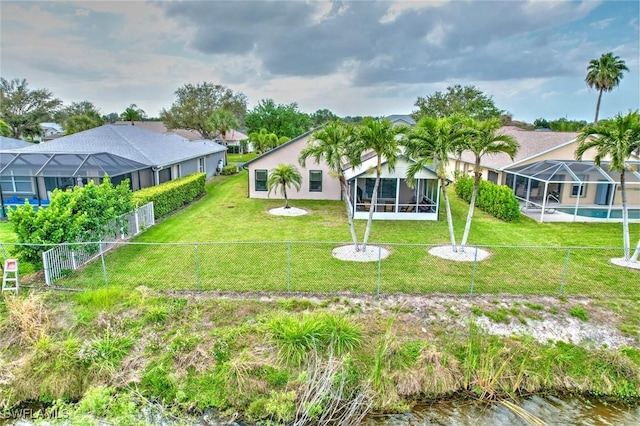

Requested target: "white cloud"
[
  {"left": 590, "top": 18, "right": 614, "bottom": 30},
  {"left": 380, "top": 0, "right": 449, "bottom": 24},
  {"left": 425, "top": 23, "right": 451, "bottom": 46}
]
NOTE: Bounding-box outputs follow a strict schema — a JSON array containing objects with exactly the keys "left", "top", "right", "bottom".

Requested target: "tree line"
[{"left": 0, "top": 51, "right": 630, "bottom": 143}]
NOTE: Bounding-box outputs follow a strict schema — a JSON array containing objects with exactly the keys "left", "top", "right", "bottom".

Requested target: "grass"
[
  {"left": 2, "top": 171, "right": 639, "bottom": 295},
  {"left": 227, "top": 152, "right": 258, "bottom": 163}
]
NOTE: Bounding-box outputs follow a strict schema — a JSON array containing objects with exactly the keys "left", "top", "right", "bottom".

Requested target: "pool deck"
[{"left": 520, "top": 203, "right": 640, "bottom": 223}]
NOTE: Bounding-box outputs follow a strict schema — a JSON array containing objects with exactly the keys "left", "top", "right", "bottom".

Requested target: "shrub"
[
  {"left": 9, "top": 177, "right": 133, "bottom": 266},
  {"left": 455, "top": 175, "right": 520, "bottom": 222},
  {"left": 132, "top": 173, "right": 205, "bottom": 219},
  {"left": 221, "top": 164, "right": 238, "bottom": 175}
]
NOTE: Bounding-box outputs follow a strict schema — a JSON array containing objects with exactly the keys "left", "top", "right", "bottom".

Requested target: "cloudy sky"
[{"left": 1, "top": 0, "right": 638, "bottom": 123}]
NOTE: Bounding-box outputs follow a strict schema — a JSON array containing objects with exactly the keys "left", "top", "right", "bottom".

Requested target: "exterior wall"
[{"left": 247, "top": 134, "right": 341, "bottom": 200}]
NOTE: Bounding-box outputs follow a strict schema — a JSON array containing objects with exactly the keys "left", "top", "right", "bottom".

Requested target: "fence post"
[
  {"left": 194, "top": 244, "right": 201, "bottom": 291},
  {"left": 469, "top": 247, "right": 478, "bottom": 295},
  {"left": 287, "top": 242, "right": 292, "bottom": 293},
  {"left": 559, "top": 248, "right": 571, "bottom": 295},
  {"left": 100, "top": 240, "right": 109, "bottom": 287},
  {"left": 134, "top": 207, "right": 140, "bottom": 235},
  {"left": 376, "top": 245, "right": 382, "bottom": 298},
  {"left": 43, "top": 250, "right": 51, "bottom": 286},
  {"left": 71, "top": 250, "right": 77, "bottom": 270}
]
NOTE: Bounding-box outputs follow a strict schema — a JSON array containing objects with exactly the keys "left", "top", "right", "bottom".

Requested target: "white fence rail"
[{"left": 42, "top": 202, "right": 154, "bottom": 285}]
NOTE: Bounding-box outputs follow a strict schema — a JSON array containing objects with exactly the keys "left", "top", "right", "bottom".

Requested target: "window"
[
  {"left": 571, "top": 175, "right": 587, "bottom": 197},
  {"left": 309, "top": 170, "right": 322, "bottom": 192},
  {"left": 0, "top": 175, "right": 32, "bottom": 193},
  {"left": 255, "top": 169, "right": 268, "bottom": 191},
  {"left": 198, "top": 158, "right": 205, "bottom": 173}
]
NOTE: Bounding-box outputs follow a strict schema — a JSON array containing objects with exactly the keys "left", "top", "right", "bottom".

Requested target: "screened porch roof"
[
  {"left": 505, "top": 160, "right": 640, "bottom": 185},
  {"left": 0, "top": 151, "right": 148, "bottom": 178}
]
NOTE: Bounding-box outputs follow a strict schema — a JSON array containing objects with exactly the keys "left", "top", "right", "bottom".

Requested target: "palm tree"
[
  {"left": 300, "top": 120, "right": 361, "bottom": 250},
  {"left": 458, "top": 118, "right": 519, "bottom": 250},
  {"left": 585, "top": 52, "right": 629, "bottom": 123},
  {"left": 249, "top": 128, "right": 279, "bottom": 154},
  {"left": 208, "top": 109, "right": 239, "bottom": 141},
  {"left": 354, "top": 118, "right": 406, "bottom": 250},
  {"left": 267, "top": 164, "right": 302, "bottom": 209},
  {"left": 576, "top": 111, "right": 640, "bottom": 262},
  {"left": 404, "top": 116, "right": 465, "bottom": 252},
  {"left": 120, "top": 104, "right": 146, "bottom": 123}
]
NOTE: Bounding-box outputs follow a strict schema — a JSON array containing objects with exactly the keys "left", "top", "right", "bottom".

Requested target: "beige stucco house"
[{"left": 450, "top": 126, "right": 640, "bottom": 222}]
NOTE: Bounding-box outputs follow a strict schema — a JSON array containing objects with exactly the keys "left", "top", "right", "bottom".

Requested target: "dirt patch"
[{"left": 156, "top": 291, "right": 638, "bottom": 350}]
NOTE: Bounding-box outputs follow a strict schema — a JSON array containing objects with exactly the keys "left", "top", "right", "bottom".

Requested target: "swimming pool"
[{"left": 555, "top": 207, "right": 640, "bottom": 219}]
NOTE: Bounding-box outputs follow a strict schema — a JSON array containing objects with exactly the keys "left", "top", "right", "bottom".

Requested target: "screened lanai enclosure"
[
  {"left": 504, "top": 160, "right": 640, "bottom": 223},
  {"left": 0, "top": 152, "right": 148, "bottom": 217}
]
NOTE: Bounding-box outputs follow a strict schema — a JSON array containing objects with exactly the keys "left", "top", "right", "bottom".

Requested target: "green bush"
[
  {"left": 221, "top": 164, "right": 238, "bottom": 175},
  {"left": 455, "top": 175, "right": 520, "bottom": 222},
  {"left": 9, "top": 177, "right": 133, "bottom": 266},
  {"left": 132, "top": 173, "right": 206, "bottom": 219}
]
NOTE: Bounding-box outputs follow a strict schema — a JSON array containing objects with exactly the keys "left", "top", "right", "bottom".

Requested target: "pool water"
[{"left": 555, "top": 207, "right": 640, "bottom": 219}]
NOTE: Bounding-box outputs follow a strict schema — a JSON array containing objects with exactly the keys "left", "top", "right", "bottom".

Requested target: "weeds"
[
  {"left": 569, "top": 306, "right": 589, "bottom": 321},
  {"left": 3, "top": 293, "right": 50, "bottom": 344}
]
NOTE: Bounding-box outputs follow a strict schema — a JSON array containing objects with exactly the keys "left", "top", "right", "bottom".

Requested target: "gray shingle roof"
[
  {"left": 386, "top": 114, "right": 416, "bottom": 126},
  {"left": 454, "top": 126, "right": 578, "bottom": 170},
  {"left": 0, "top": 136, "right": 32, "bottom": 150},
  {"left": 15, "top": 124, "right": 226, "bottom": 167}
]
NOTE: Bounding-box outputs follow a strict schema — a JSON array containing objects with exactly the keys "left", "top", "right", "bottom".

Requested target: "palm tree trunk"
[
  {"left": 441, "top": 177, "right": 457, "bottom": 252},
  {"left": 284, "top": 185, "right": 289, "bottom": 209},
  {"left": 340, "top": 177, "right": 360, "bottom": 251},
  {"left": 362, "top": 169, "right": 381, "bottom": 251},
  {"left": 460, "top": 163, "right": 481, "bottom": 251},
  {"left": 630, "top": 238, "right": 640, "bottom": 263},
  {"left": 594, "top": 88, "right": 603, "bottom": 123},
  {"left": 621, "top": 170, "right": 630, "bottom": 260}
]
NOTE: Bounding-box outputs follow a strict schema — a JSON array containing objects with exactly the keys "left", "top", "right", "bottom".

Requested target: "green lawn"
[
  {"left": 39, "top": 171, "right": 636, "bottom": 296},
  {"left": 227, "top": 152, "right": 258, "bottom": 163}
]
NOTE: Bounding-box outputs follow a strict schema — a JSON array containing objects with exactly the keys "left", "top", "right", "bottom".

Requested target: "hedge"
[
  {"left": 221, "top": 164, "right": 238, "bottom": 175},
  {"left": 132, "top": 173, "right": 206, "bottom": 219},
  {"left": 455, "top": 175, "right": 520, "bottom": 222}
]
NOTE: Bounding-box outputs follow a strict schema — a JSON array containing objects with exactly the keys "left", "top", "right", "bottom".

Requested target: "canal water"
[{"left": 363, "top": 395, "right": 640, "bottom": 426}]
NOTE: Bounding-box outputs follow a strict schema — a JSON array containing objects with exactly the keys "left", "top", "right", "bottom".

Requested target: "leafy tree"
[
  {"left": 533, "top": 118, "right": 550, "bottom": 129},
  {"left": 64, "top": 110, "right": 105, "bottom": 135},
  {"left": 160, "top": 82, "right": 248, "bottom": 139},
  {"left": 311, "top": 109, "right": 338, "bottom": 127},
  {"left": 104, "top": 112, "right": 119, "bottom": 123},
  {"left": 412, "top": 85, "right": 504, "bottom": 122},
  {"left": 342, "top": 116, "right": 365, "bottom": 125},
  {"left": 54, "top": 101, "right": 100, "bottom": 124},
  {"left": 0, "top": 118, "right": 11, "bottom": 137},
  {"left": 353, "top": 118, "right": 407, "bottom": 250},
  {"left": 576, "top": 111, "right": 640, "bottom": 262},
  {"left": 208, "top": 109, "right": 240, "bottom": 140},
  {"left": 9, "top": 176, "right": 133, "bottom": 266},
  {"left": 458, "top": 118, "right": 519, "bottom": 250},
  {"left": 267, "top": 164, "right": 302, "bottom": 209},
  {"left": 120, "top": 104, "right": 147, "bottom": 123},
  {"left": 549, "top": 118, "right": 587, "bottom": 132},
  {"left": 404, "top": 116, "right": 466, "bottom": 252},
  {"left": 585, "top": 52, "right": 629, "bottom": 123},
  {"left": 300, "top": 120, "right": 361, "bottom": 250},
  {"left": 0, "top": 77, "right": 62, "bottom": 139},
  {"left": 245, "top": 99, "right": 311, "bottom": 138}
]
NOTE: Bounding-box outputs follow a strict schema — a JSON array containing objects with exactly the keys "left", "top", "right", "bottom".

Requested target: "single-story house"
[
  {"left": 244, "top": 127, "right": 441, "bottom": 221},
  {"left": 449, "top": 126, "right": 640, "bottom": 222},
  {"left": 0, "top": 124, "right": 227, "bottom": 213},
  {"left": 214, "top": 129, "right": 251, "bottom": 153},
  {"left": 387, "top": 114, "right": 416, "bottom": 127},
  {"left": 114, "top": 121, "right": 203, "bottom": 140}
]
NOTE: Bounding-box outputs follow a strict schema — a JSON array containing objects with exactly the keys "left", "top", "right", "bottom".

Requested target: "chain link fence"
[{"left": 1, "top": 241, "right": 638, "bottom": 297}]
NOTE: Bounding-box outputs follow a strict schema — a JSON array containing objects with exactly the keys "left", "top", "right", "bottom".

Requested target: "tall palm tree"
[
  {"left": 458, "top": 118, "right": 519, "bottom": 250},
  {"left": 267, "top": 164, "right": 302, "bottom": 209},
  {"left": 354, "top": 118, "right": 406, "bottom": 250},
  {"left": 208, "top": 109, "right": 239, "bottom": 141},
  {"left": 404, "top": 116, "right": 465, "bottom": 252},
  {"left": 585, "top": 52, "right": 629, "bottom": 123},
  {"left": 576, "top": 111, "right": 640, "bottom": 262},
  {"left": 300, "top": 120, "right": 361, "bottom": 250},
  {"left": 120, "top": 104, "right": 146, "bottom": 123}
]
